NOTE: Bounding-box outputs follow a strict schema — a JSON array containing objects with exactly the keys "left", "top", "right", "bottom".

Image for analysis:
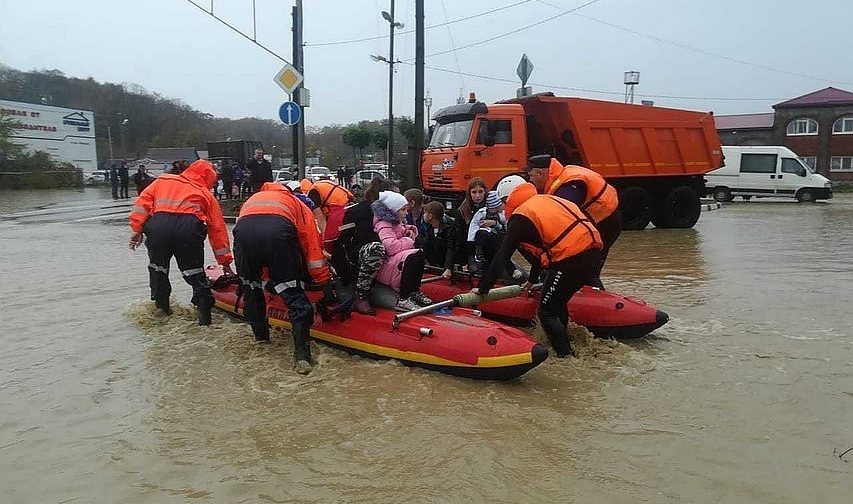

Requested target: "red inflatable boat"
[
  {"left": 419, "top": 276, "right": 669, "bottom": 340},
  {"left": 206, "top": 266, "right": 548, "bottom": 380}
]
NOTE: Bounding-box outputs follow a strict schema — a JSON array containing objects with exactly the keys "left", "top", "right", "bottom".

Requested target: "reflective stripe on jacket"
[
  {"left": 129, "top": 159, "right": 232, "bottom": 265},
  {"left": 238, "top": 182, "right": 331, "bottom": 284},
  {"left": 545, "top": 159, "right": 618, "bottom": 224},
  {"left": 512, "top": 194, "right": 602, "bottom": 267}
]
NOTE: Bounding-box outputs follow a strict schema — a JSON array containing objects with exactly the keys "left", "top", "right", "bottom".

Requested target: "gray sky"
[{"left": 1, "top": 0, "right": 851, "bottom": 126}]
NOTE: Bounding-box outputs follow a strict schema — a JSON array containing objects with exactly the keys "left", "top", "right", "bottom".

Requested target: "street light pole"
[
  {"left": 107, "top": 125, "right": 114, "bottom": 163},
  {"left": 386, "top": 0, "right": 396, "bottom": 171}
]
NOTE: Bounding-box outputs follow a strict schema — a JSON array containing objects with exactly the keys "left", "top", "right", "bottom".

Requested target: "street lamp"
[
  {"left": 120, "top": 118, "right": 130, "bottom": 158},
  {"left": 425, "top": 92, "right": 433, "bottom": 126},
  {"left": 371, "top": 0, "right": 404, "bottom": 170}
]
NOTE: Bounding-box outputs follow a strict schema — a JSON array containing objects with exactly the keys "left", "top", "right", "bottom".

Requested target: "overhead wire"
[
  {"left": 439, "top": 0, "right": 466, "bottom": 89},
  {"left": 399, "top": 61, "right": 785, "bottom": 101},
  {"left": 181, "top": 0, "right": 290, "bottom": 63},
  {"left": 304, "top": 0, "right": 533, "bottom": 47},
  {"left": 533, "top": 0, "right": 852, "bottom": 85}
]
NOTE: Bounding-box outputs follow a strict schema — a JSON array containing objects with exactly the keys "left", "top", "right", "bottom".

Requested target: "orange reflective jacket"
[
  {"left": 130, "top": 160, "right": 232, "bottom": 265},
  {"left": 309, "top": 180, "right": 354, "bottom": 216},
  {"left": 545, "top": 159, "right": 618, "bottom": 224},
  {"left": 508, "top": 189, "right": 602, "bottom": 267},
  {"left": 238, "top": 182, "right": 331, "bottom": 284},
  {"left": 300, "top": 178, "right": 313, "bottom": 194}
]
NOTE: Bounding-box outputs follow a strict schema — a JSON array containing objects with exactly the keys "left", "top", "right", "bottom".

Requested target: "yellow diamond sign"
[{"left": 274, "top": 64, "right": 303, "bottom": 94}]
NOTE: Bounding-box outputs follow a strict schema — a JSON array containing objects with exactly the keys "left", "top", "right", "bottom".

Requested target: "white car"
[
  {"left": 307, "top": 166, "right": 337, "bottom": 183},
  {"left": 350, "top": 169, "right": 385, "bottom": 191},
  {"left": 272, "top": 169, "right": 295, "bottom": 183}
]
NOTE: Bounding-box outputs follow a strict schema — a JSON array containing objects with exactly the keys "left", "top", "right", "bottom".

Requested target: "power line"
[
  {"left": 533, "top": 0, "right": 852, "bottom": 86},
  {"left": 304, "top": 0, "right": 533, "bottom": 47},
  {"left": 439, "top": 0, "right": 465, "bottom": 89},
  {"left": 402, "top": 62, "right": 784, "bottom": 101},
  {"left": 423, "top": 0, "right": 604, "bottom": 59},
  {"left": 181, "top": 0, "right": 290, "bottom": 64}
]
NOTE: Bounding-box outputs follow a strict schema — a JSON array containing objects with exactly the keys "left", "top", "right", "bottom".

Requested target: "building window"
[
  {"left": 832, "top": 117, "right": 853, "bottom": 134},
  {"left": 830, "top": 156, "right": 853, "bottom": 172},
  {"left": 786, "top": 118, "right": 818, "bottom": 136},
  {"left": 800, "top": 156, "right": 816, "bottom": 169}
]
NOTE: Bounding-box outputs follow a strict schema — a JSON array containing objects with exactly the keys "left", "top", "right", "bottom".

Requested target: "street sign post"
[
  {"left": 274, "top": 64, "right": 304, "bottom": 94},
  {"left": 516, "top": 53, "right": 534, "bottom": 87},
  {"left": 278, "top": 101, "right": 302, "bottom": 126}
]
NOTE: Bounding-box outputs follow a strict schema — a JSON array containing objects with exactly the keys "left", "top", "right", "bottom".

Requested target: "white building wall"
[{"left": 0, "top": 99, "right": 97, "bottom": 171}]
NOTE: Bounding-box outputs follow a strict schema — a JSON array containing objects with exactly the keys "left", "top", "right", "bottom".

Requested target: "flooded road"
[{"left": 1, "top": 188, "right": 851, "bottom": 503}]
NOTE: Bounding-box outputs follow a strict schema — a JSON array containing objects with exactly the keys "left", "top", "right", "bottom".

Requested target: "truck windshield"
[{"left": 429, "top": 120, "right": 473, "bottom": 148}]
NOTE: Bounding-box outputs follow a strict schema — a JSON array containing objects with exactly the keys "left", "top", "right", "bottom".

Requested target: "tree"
[
  {"left": 341, "top": 125, "right": 372, "bottom": 164},
  {"left": 371, "top": 129, "right": 389, "bottom": 161},
  {"left": 0, "top": 114, "right": 23, "bottom": 161}
]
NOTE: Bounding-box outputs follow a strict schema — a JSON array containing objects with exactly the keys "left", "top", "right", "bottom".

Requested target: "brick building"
[{"left": 716, "top": 87, "right": 853, "bottom": 181}]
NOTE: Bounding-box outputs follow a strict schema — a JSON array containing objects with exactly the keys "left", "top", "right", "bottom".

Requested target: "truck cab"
[{"left": 423, "top": 101, "right": 527, "bottom": 209}]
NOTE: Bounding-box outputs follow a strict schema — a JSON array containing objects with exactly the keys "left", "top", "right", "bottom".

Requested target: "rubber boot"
[
  {"left": 251, "top": 318, "right": 270, "bottom": 343},
  {"left": 539, "top": 315, "right": 575, "bottom": 358},
  {"left": 154, "top": 292, "right": 171, "bottom": 315},
  {"left": 197, "top": 296, "right": 214, "bottom": 326},
  {"left": 291, "top": 320, "right": 314, "bottom": 374}
]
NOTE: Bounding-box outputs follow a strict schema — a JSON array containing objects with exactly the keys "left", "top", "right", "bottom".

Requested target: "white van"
[{"left": 706, "top": 146, "right": 832, "bottom": 203}]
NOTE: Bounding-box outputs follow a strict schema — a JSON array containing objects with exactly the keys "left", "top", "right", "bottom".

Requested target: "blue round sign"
[{"left": 279, "top": 101, "right": 302, "bottom": 126}]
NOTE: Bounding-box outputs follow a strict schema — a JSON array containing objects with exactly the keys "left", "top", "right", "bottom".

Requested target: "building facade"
[
  {"left": 0, "top": 99, "right": 97, "bottom": 171},
  {"left": 715, "top": 87, "right": 853, "bottom": 182}
]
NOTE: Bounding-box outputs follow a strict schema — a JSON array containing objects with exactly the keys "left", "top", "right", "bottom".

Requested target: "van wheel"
[
  {"left": 742, "top": 195, "right": 752, "bottom": 201},
  {"left": 618, "top": 186, "right": 654, "bottom": 230},
  {"left": 653, "top": 185, "right": 701, "bottom": 228},
  {"left": 712, "top": 187, "right": 733, "bottom": 202},
  {"left": 796, "top": 189, "right": 816, "bottom": 203}
]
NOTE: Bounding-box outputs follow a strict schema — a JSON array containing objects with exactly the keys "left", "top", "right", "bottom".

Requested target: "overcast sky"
[{"left": 1, "top": 0, "right": 852, "bottom": 126}]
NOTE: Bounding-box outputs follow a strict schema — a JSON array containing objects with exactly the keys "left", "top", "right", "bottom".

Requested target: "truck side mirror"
[{"left": 483, "top": 137, "right": 495, "bottom": 147}]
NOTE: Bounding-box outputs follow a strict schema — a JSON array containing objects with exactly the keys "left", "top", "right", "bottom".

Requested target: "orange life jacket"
[
  {"left": 310, "top": 180, "right": 354, "bottom": 217},
  {"left": 509, "top": 190, "right": 602, "bottom": 267},
  {"left": 129, "top": 159, "right": 232, "bottom": 265},
  {"left": 238, "top": 182, "right": 332, "bottom": 284},
  {"left": 545, "top": 159, "right": 618, "bottom": 224},
  {"left": 300, "top": 178, "right": 313, "bottom": 194}
]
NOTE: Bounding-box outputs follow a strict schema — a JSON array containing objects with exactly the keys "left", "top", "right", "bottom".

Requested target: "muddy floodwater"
[{"left": 1, "top": 188, "right": 851, "bottom": 503}]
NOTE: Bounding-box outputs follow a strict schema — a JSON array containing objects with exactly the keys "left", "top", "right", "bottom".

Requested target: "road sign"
[
  {"left": 516, "top": 54, "right": 534, "bottom": 87},
  {"left": 274, "top": 64, "right": 303, "bottom": 94},
  {"left": 279, "top": 101, "right": 302, "bottom": 126},
  {"left": 517, "top": 86, "right": 532, "bottom": 98}
]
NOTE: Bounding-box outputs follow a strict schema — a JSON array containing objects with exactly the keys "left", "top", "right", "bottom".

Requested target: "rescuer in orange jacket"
[
  {"left": 307, "top": 180, "right": 354, "bottom": 219},
  {"left": 473, "top": 179, "right": 602, "bottom": 357},
  {"left": 525, "top": 154, "right": 622, "bottom": 289},
  {"left": 128, "top": 159, "right": 232, "bottom": 324},
  {"left": 233, "top": 181, "right": 336, "bottom": 374}
]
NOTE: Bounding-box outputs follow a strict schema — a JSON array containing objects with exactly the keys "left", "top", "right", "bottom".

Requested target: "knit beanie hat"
[
  {"left": 486, "top": 190, "right": 501, "bottom": 210},
  {"left": 378, "top": 190, "right": 409, "bottom": 213}
]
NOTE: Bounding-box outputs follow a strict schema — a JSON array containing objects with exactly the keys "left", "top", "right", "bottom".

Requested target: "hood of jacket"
[
  {"left": 182, "top": 159, "right": 218, "bottom": 189},
  {"left": 371, "top": 199, "right": 400, "bottom": 225}
]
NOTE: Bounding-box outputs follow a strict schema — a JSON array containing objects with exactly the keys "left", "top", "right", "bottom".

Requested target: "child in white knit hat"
[{"left": 371, "top": 191, "right": 434, "bottom": 311}]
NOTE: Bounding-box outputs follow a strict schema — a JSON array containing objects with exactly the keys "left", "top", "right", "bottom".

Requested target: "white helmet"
[
  {"left": 284, "top": 180, "right": 302, "bottom": 193},
  {"left": 496, "top": 175, "right": 527, "bottom": 200}
]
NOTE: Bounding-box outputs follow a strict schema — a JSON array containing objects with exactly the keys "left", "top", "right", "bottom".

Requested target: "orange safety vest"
[
  {"left": 512, "top": 194, "right": 602, "bottom": 267},
  {"left": 129, "top": 159, "right": 232, "bottom": 265},
  {"left": 310, "top": 180, "right": 354, "bottom": 217},
  {"left": 299, "top": 178, "right": 313, "bottom": 194},
  {"left": 238, "top": 182, "right": 331, "bottom": 284},
  {"left": 545, "top": 159, "right": 618, "bottom": 224}
]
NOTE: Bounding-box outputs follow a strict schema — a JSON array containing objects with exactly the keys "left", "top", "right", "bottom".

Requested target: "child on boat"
[
  {"left": 372, "top": 191, "right": 434, "bottom": 312},
  {"left": 417, "top": 201, "right": 457, "bottom": 279}
]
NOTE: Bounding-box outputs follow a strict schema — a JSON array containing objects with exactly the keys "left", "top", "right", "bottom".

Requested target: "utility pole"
[
  {"left": 107, "top": 125, "right": 114, "bottom": 162},
  {"left": 411, "top": 0, "right": 424, "bottom": 189},
  {"left": 387, "top": 0, "right": 396, "bottom": 175},
  {"left": 292, "top": 0, "right": 306, "bottom": 179}
]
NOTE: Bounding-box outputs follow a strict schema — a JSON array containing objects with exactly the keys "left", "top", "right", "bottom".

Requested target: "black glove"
[{"left": 321, "top": 282, "right": 339, "bottom": 305}]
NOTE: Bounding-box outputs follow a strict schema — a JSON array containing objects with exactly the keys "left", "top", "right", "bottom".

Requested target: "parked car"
[
  {"left": 83, "top": 169, "right": 110, "bottom": 184},
  {"left": 706, "top": 146, "right": 832, "bottom": 203},
  {"left": 272, "top": 169, "right": 295, "bottom": 183},
  {"left": 307, "top": 166, "right": 337, "bottom": 183},
  {"left": 350, "top": 169, "right": 385, "bottom": 192}
]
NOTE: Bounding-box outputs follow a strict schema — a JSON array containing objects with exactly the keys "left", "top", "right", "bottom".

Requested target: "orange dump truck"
[{"left": 421, "top": 93, "right": 723, "bottom": 229}]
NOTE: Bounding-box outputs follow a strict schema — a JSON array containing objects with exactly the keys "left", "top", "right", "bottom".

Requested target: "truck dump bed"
[{"left": 506, "top": 95, "right": 723, "bottom": 177}]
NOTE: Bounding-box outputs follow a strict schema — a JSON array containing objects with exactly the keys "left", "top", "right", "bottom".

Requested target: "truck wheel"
[
  {"left": 796, "top": 189, "right": 816, "bottom": 203},
  {"left": 618, "top": 186, "right": 654, "bottom": 230},
  {"left": 712, "top": 187, "right": 733, "bottom": 202},
  {"left": 653, "top": 185, "right": 700, "bottom": 228}
]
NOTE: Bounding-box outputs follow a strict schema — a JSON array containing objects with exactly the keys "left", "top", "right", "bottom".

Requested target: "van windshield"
[{"left": 429, "top": 120, "right": 474, "bottom": 148}]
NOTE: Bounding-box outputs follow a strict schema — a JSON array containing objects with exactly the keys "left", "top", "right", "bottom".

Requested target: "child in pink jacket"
[{"left": 371, "top": 191, "right": 434, "bottom": 312}]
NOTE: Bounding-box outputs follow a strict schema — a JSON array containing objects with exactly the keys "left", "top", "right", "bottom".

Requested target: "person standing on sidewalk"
[
  {"left": 109, "top": 164, "right": 119, "bottom": 199},
  {"left": 119, "top": 162, "right": 130, "bottom": 199},
  {"left": 245, "top": 149, "right": 272, "bottom": 194}
]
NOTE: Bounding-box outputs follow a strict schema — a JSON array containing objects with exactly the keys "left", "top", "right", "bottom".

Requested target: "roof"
[
  {"left": 715, "top": 113, "right": 775, "bottom": 130},
  {"left": 145, "top": 147, "right": 199, "bottom": 163},
  {"left": 774, "top": 87, "right": 853, "bottom": 109}
]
